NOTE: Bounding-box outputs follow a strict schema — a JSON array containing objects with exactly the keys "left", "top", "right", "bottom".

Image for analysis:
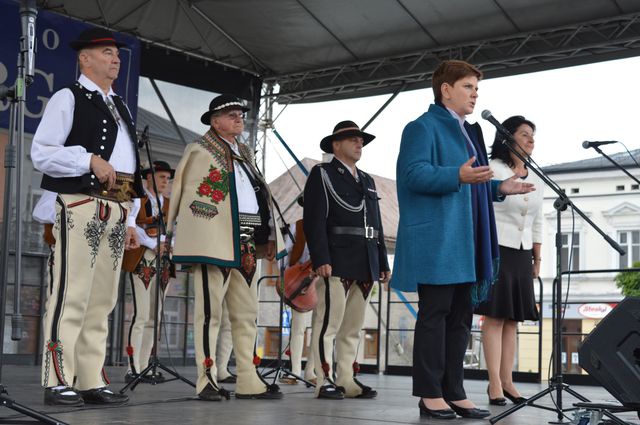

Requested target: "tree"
[{"left": 614, "top": 261, "right": 640, "bottom": 297}]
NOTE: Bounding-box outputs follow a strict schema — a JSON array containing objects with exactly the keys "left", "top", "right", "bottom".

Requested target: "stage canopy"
[{"left": 38, "top": 0, "right": 640, "bottom": 103}]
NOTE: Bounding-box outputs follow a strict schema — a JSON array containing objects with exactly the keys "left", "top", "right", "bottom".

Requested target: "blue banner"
[{"left": 0, "top": 0, "right": 140, "bottom": 133}]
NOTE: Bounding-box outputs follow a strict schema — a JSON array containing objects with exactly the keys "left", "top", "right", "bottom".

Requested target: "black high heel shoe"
[
  {"left": 487, "top": 385, "right": 507, "bottom": 406},
  {"left": 418, "top": 399, "right": 456, "bottom": 419},
  {"left": 502, "top": 388, "right": 527, "bottom": 404},
  {"left": 447, "top": 402, "right": 491, "bottom": 419}
]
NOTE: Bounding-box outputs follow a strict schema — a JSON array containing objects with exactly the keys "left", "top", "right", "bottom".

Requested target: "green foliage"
[{"left": 614, "top": 261, "right": 640, "bottom": 297}]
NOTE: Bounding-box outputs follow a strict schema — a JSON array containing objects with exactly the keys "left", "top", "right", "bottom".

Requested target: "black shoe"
[
  {"left": 418, "top": 399, "right": 456, "bottom": 419},
  {"left": 487, "top": 385, "right": 507, "bottom": 406},
  {"left": 124, "top": 371, "right": 139, "bottom": 384},
  {"left": 447, "top": 402, "right": 491, "bottom": 419},
  {"left": 354, "top": 386, "right": 377, "bottom": 399},
  {"left": 219, "top": 375, "right": 237, "bottom": 384},
  {"left": 236, "top": 384, "right": 283, "bottom": 400},
  {"left": 147, "top": 371, "right": 165, "bottom": 384},
  {"left": 198, "top": 384, "right": 223, "bottom": 401},
  {"left": 503, "top": 388, "right": 527, "bottom": 404},
  {"left": 44, "top": 386, "right": 84, "bottom": 407},
  {"left": 317, "top": 384, "right": 344, "bottom": 400},
  {"left": 79, "top": 387, "right": 129, "bottom": 405}
]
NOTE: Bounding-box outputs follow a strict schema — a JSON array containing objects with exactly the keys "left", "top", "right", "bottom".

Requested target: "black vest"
[{"left": 40, "top": 82, "right": 143, "bottom": 197}]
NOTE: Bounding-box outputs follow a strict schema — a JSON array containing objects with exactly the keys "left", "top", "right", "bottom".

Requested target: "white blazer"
[{"left": 491, "top": 159, "right": 544, "bottom": 250}]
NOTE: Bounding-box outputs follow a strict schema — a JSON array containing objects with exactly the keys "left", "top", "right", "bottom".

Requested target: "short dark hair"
[
  {"left": 489, "top": 115, "right": 536, "bottom": 168},
  {"left": 432, "top": 60, "right": 483, "bottom": 103}
]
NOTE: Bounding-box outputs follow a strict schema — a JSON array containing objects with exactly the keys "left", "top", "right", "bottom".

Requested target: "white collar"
[
  {"left": 78, "top": 74, "right": 115, "bottom": 99},
  {"left": 336, "top": 157, "right": 358, "bottom": 179},
  {"left": 445, "top": 106, "right": 466, "bottom": 124}
]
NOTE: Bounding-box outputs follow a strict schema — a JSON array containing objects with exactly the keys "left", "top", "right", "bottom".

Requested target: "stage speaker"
[{"left": 578, "top": 296, "right": 640, "bottom": 408}]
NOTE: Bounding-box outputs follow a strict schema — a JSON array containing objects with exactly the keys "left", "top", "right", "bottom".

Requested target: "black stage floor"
[{"left": 0, "top": 366, "right": 637, "bottom": 425}]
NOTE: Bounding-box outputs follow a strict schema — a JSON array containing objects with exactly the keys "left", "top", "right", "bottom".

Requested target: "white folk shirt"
[
  {"left": 31, "top": 74, "right": 138, "bottom": 227},
  {"left": 284, "top": 222, "right": 310, "bottom": 265},
  {"left": 490, "top": 159, "right": 544, "bottom": 250},
  {"left": 221, "top": 137, "right": 259, "bottom": 214}
]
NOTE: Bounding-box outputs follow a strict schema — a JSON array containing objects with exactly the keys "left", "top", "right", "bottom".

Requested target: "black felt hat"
[
  {"left": 142, "top": 161, "right": 175, "bottom": 179},
  {"left": 320, "top": 120, "right": 375, "bottom": 154},
  {"left": 200, "top": 94, "right": 250, "bottom": 125},
  {"left": 69, "top": 27, "right": 127, "bottom": 51}
]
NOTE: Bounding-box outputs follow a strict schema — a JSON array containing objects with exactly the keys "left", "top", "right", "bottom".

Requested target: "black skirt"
[{"left": 475, "top": 245, "right": 540, "bottom": 322}]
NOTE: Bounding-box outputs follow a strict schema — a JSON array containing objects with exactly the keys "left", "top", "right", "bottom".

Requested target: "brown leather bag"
[
  {"left": 122, "top": 246, "right": 145, "bottom": 273},
  {"left": 277, "top": 260, "right": 318, "bottom": 313}
]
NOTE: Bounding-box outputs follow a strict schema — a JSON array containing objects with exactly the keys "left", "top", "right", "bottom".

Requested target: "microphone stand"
[
  {"left": 120, "top": 127, "right": 195, "bottom": 394},
  {"left": 484, "top": 117, "right": 627, "bottom": 425},
  {"left": 591, "top": 146, "right": 640, "bottom": 186},
  {"left": 0, "top": 1, "right": 66, "bottom": 423}
]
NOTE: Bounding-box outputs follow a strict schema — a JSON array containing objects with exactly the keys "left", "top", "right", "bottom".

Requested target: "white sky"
[{"left": 138, "top": 56, "right": 640, "bottom": 183}]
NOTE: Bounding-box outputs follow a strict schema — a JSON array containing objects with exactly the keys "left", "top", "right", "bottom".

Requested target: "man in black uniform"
[{"left": 303, "top": 120, "right": 391, "bottom": 400}]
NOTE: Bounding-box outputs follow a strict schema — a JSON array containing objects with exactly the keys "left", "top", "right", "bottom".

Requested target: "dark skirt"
[{"left": 475, "top": 245, "right": 540, "bottom": 322}]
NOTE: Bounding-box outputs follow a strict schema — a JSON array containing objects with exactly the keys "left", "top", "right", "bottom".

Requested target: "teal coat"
[{"left": 391, "top": 104, "right": 503, "bottom": 292}]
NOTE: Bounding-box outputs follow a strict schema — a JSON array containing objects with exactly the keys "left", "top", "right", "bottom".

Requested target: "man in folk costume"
[
  {"left": 303, "top": 121, "right": 391, "bottom": 400},
  {"left": 166, "top": 94, "right": 287, "bottom": 401},
  {"left": 122, "top": 161, "right": 174, "bottom": 383},
  {"left": 31, "top": 28, "right": 144, "bottom": 406}
]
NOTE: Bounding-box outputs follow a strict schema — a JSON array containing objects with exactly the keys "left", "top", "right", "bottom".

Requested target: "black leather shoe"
[
  {"left": 503, "top": 388, "right": 527, "bottom": 404},
  {"left": 418, "top": 399, "right": 456, "bottom": 419},
  {"left": 317, "top": 384, "right": 344, "bottom": 400},
  {"left": 198, "top": 384, "right": 223, "bottom": 401},
  {"left": 354, "top": 386, "right": 377, "bottom": 399},
  {"left": 487, "top": 385, "right": 507, "bottom": 406},
  {"left": 44, "top": 386, "right": 84, "bottom": 407},
  {"left": 124, "top": 371, "right": 139, "bottom": 384},
  {"left": 236, "top": 384, "right": 283, "bottom": 400},
  {"left": 219, "top": 375, "right": 237, "bottom": 384},
  {"left": 79, "top": 387, "right": 129, "bottom": 405},
  {"left": 447, "top": 402, "right": 491, "bottom": 419}
]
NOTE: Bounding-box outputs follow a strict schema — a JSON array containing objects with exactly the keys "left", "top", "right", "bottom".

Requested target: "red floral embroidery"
[
  {"left": 253, "top": 355, "right": 261, "bottom": 366},
  {"left": 198, "top": 182, "right": 212, "bottom": 196},
  {"left": 352, "top": 362, "right": 360, "bottom": 374},
  {"left": 203, "top": 357, "right": 214, "bottom": 368},
  {"left": 321, "top": 362, "right": 331, "bottom": 375},
  {"left": 196, "top": 165, "right": 229, "bottom": 204},
  {"left": 211, "top": 189, "right": 224, "bottom": 203},
  {"left": 209, "top": 169, "right": 221, "bottom": 182},
  {"left": 285, "top": 349, "right": 291, "bottom": 357},
  {"left": 126, "top": 345, "right": 134, "bottom": 356}
]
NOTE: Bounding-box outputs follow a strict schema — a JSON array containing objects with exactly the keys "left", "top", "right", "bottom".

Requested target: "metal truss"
[{"left": 265, "top": 12, "right": 640, "bottom": 104}]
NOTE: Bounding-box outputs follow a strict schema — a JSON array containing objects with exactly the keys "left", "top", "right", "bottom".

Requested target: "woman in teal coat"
[{"left": 392, "top": 60, "right": 533, "bottom": 420}]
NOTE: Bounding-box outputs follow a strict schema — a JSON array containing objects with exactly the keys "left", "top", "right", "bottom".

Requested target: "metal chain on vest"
[{"left": 319, "top": 166, "right": 370, "bottom": 231}]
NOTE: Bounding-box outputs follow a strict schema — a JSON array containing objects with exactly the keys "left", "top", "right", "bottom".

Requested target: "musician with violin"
[{"left": 303, "top": 120, "right": 391, "bottom": 400}]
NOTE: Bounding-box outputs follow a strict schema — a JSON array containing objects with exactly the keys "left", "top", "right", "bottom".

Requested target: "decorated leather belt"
[
  {"left": 329, "top": 226, "right": 379, "bottom": 239},
  {"left": 82, "top": 172, "right": 136, "bottom": 202},
  {"left": 238, "top": 213, "right": 262, "bottom": 243}
]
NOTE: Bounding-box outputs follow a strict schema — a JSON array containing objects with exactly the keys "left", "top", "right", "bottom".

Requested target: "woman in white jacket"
[{"left": 476, "top": 116, "right": 544, "bottom": 406}]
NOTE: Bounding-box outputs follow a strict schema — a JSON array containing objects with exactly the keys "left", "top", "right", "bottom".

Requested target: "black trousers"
[{"left": 412, "top": 283, "right": 473, "bottom": 399}]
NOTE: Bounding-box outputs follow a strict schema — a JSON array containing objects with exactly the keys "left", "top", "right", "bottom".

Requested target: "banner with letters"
[{"left": 0, "top": 0, "right": 140, "bottom": 134}]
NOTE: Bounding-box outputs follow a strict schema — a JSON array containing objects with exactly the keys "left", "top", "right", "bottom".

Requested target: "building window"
[
  {"left": 632, "top": 184, "right": 639, "bottom": 190},
  {"left": 618, "top": 230, "right": 640, "bottom": 268},
  {"left": 616, "top": 185, "right": 625, "bottom": 191},
  {"left": 571, "top": 188, "right": 579, "bottom": 194},
  {"left": 560, "top": 232, "right": 580, "bottom": 271}
]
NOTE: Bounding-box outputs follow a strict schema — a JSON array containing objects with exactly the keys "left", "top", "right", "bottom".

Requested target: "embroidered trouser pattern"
[
  {"left": 312, "top": 276, "right": 374, "bottom": 397},
  {"left": 127, "top": 249, "right": 168, "bottom": 373},
  {"left": 193, "top": 265, "right": 265, "bottom": 395},
  {"left": 41, "top": 194, "right": 128, "bottom": 390}
]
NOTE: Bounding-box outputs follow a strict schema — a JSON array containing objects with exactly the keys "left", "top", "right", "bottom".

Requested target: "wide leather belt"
[
  {"left": 238, "top": 213, "right": 262, "bottom": 243},
  {"left": 82, "top": 172, "right": 136, "bottom": 202},
  {"left": 329, "top": 226, "right": 379, "bottom": 239}
]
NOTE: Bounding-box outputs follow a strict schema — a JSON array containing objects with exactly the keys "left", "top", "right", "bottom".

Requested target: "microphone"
[
  {"left": 582, "top": 140, "right": 617, "bottom": 149},
  {"left": 19, "top": 0, "right": 38, "bottom": 85},
  {"left": 481, "top": 110, "right": 512, "bottom": 138},
  {"left": 138, "top": 125, "right": 149, "bottom": 148}
]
